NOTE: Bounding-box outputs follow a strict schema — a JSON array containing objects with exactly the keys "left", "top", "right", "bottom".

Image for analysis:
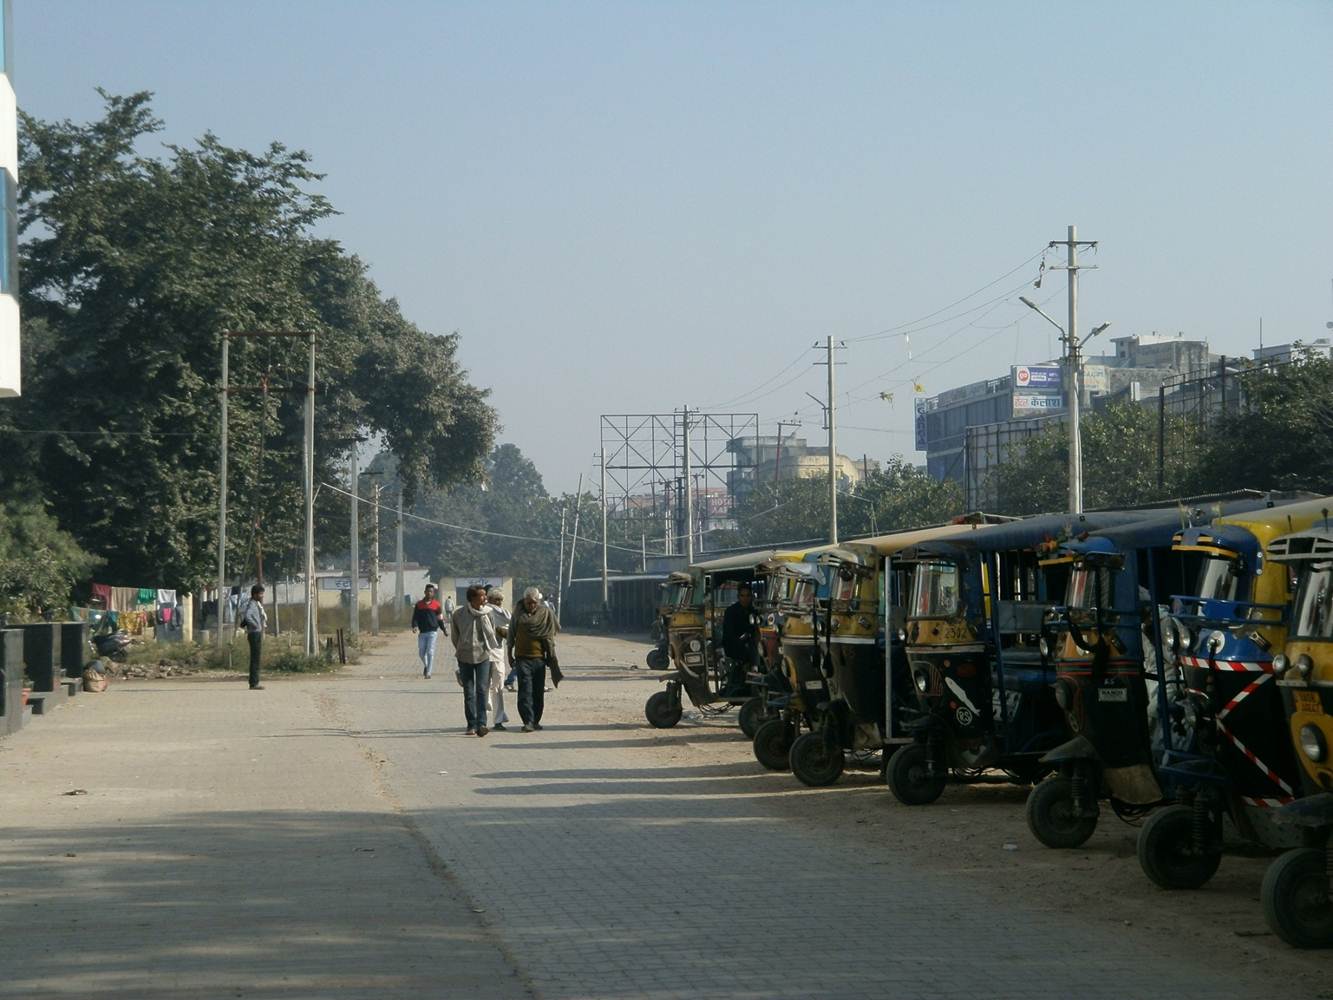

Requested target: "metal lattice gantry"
[{"left": 600, "top": 411, "right": 759, "bottom": 557}]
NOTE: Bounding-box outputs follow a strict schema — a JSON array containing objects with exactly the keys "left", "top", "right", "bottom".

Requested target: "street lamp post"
[{"left": 1019, "top": 295, "right": 1109, "bottom": 515}]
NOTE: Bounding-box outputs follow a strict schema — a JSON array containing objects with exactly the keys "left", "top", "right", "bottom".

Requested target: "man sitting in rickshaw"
[{"left": 722, "top": 583, "right": 760, "bottom": 696}]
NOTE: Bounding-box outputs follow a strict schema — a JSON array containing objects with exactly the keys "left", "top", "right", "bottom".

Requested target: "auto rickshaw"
[
  {"left": 1136, "top": 496, "right": 1326, "bottom": 889},
  {"left": 751, "top": 550, "right": 831, "bottom": 770},
  {"left": 644, "top": 550, "right": 777, "bottom": 733},
  {"left": 786, "top": 522, "right": 990, "bottom": 787},
  {"left": 889, "top": 511, "right": 1155, "bottom": 806},
  {"left": 1025, "top": 499, "right": 1268, "bottom": 849},
  {"left": 1260, "top": 521, "right": 1333, "bottom": 947},
  {"left": 647, "top": 573, "right": 693, "bottom": 669}
]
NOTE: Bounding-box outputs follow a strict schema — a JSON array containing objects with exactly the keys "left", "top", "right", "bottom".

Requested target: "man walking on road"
[
  {"left": 485, "top": 588, "right": 512, "bottom": 730},
  {"left": 451, "top": 584, "right": 500, "bottom": 736},
  {"left": 411, "top": 583, "right": 448, "bottom": 679},
  {"left": 509, "top": 587, "right": 558, "bottom": 732},
  {"left": 235, "top": 584, "right": 267, "bottom": 691}
]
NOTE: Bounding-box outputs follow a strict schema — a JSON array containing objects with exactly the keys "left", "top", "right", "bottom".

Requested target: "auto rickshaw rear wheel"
[
  {"left": 790, "top": 731, "right": 844, "bottom": 787},
  {"left": 646, "top": 647, "right": 669, "bottom": 670},
  {"left": 1137, "top": 804, "right": 1222, "bottom": 890},
  {"left": 1263, "top": 847, "right": 1333, "bottom": 948},
  {"left": 1025, "top": 776, "right": 1098, "bottom": 849},
  {"left": 886, "top": 742, "right": 946, "bottom": 805},
  {"left": 738, "top": 696, "right": 770, "bottom": 739},
  {"left": 753, "top": 718, "right": 794, "bottom": 771},
  {"left": 645, "top": 690, "right": 683, "bottom": 729}
]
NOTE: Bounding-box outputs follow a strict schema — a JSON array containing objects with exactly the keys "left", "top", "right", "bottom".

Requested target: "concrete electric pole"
[{"left": 348, "top": 448, "right": 359, "bottom": 640}]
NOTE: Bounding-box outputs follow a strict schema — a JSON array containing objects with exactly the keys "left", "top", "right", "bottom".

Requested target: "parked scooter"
[{"left": 92, "top": 629, "right": 133, "bottom": 662}]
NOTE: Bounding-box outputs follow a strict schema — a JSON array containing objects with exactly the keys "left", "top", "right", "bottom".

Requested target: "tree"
[
  {"left": 0, "top": 497, "right": 100, "bottom": 620},
  {"left": 8, "top": 92, "right": 494, "bottom": 591},
  {"left": 990, "top": 400, "right": 1200, "bottom": 515},
  {"left": 1185, "top": 355, "right": 1333, "bottom": 496}
]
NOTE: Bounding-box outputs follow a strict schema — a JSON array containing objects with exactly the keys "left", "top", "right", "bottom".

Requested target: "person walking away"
[
  {"left": 411, "top": 583, "right": 448, "bottom": 678},
  {"left": 451, "top": 584, "right": 499, "bottom": 736},
  {"left": 485, "top": 588, "right": 512, "bottom": 729},
  {"left": 235, "top": 584, "right": 267, "bottom": 691},
  {"left": 509, "top": 587, "right": 558, "bottom": 732},
  {"left": 722, "top": 583, "right": 760, "bottom": 697}
]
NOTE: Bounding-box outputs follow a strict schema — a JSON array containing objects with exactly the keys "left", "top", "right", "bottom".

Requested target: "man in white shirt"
[
  {"left": 234, "top": 584, "right": 268, "bottom": 690},
  {"left": 485, "top": 588, "right": 512, "bottom": 730}
]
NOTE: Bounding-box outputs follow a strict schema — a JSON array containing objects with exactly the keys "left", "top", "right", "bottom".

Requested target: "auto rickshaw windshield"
[
  {"left": 1194, "top": 555, "right": 1240, "bottom": 602},
  {"left": 667, "top": 582, "right": 694, "bottom": 609},
  {"left": 1291, "top": 561, "right": 1333, "bottom": 639},
  {"left": 1066, "top": 564, "right": 1114, "bottom": 610},
  {"left": 911, "top": 561, "right": 959, "bottom": 617}
]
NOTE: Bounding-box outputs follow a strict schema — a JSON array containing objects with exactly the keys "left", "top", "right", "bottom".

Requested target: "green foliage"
[
  {"left": 991, "top": 400, "right": 1200, "bottom": 515},
  {"left": 7, "top": 91, "right": 495, "bottom": 594},
  {"left": 726, "top": 459, "right": 964, "bottom": 548},
  {"left": 0, "top": 497, "right": 101, "bottom": 619},
  {"left": 1186, "top": 355, "right": 1333, "bottom": 496}
]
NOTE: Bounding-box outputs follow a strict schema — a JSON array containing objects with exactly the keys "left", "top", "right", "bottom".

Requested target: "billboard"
[
  {"left": 914, "top": 398, "right": 927, "bottom": 451},
  {"left": 1011, "top": 365, "right": 1062, "bottom": 391},
  {"left": 1012, "top": 393, "right": 1065, "bottom": 415}
]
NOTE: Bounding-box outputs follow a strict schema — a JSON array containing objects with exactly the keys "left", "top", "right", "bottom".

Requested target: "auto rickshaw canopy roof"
[
  {"left": 1060, "top": 498, "right": 1273, "bottom": 561},
  {"left": 1175, "top": 494, "right": 1331, "bottom": 557}
]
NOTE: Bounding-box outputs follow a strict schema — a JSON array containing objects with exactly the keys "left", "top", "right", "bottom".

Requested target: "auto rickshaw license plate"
[
  {"left": 1098, "top": 688, "right": 1127, "bottom": 702},
  {"left": 1294, "top": 690, "right": 1323, "bottom": 715}
]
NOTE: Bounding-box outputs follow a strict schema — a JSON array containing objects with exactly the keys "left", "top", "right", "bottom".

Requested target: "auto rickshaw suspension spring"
[
  {"left": 1192, "top": 797, "right": 1207, "bottom": 852},
  {"left": 1070, "top": 768, "right": 1085, "bottom": 815},
  {"left": 927, "top": 730, "right": 942, "bottom": 778}
]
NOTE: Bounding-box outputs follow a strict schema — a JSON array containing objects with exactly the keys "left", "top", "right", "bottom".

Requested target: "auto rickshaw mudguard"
[
  {"left": 1273, "top": 793, "right": 1333, "bottom": 829},
  {"left": 1039, "top": 734, "right": 1100, "bottom": 766}
]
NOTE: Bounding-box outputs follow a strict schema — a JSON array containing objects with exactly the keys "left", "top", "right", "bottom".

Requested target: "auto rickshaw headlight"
[
  {"left": 1038, "top": 637, "right": 1050, "bottom": 658},
  {"left": 1272, "top": 653, "right": 1289, "bottom": 676},
  {"left": 688, "top": 638, "right": 703, "bottom": 652},
  {"left": 1297, "top": 654, "right": 1314, "bottom": 681},
  {"left": 1300, "top": 723, "right": 1327, "bottom": 763},
  {"left": 1206, "top": 631, "right": 1225, "bottom": 655},
  {"left": 1165, "top": 628, "right": 1178, "bottom": 653},
  {"left": 914, "top": 670, "right": 929, "bottom": 693},
  {"left": 897, "top": 628, "right": 907, "bottom": 642},
  {"left": 1053, "top": 680, "right": 1072, "bottom": 711}
]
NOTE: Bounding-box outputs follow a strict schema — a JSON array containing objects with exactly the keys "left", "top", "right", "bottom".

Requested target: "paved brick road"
[{"left": 3, "top": 630, "right": 1325, "bottom": 1000}]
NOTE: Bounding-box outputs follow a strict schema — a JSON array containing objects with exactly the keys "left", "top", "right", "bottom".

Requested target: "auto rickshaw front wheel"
[
  {"left": 646, "top": 647, "right": 669, "bottom": 670},
  {"left": 1025, "top": 776, "right": 1098, "bottom": 849},
  {"left": 1136, "top": 804, "right": 1222, "bottom": 890},
  {"left": 790, "top": 731, "right": 844, "bottom": 787},
  {"left": 1263, "top": 847, "right": 1333, "bottom": 948},
  {"left": 737, "top": 696, "right": 770, "bottom": 739},
  {"left": 645, "top": 690, "right": 683, "bottom": 729},
  {"left": 886, "top": 742, "right": 946, "bottom": 805},
  {"left": 753, "top": 718, "right": 794, "bottom": 771}
]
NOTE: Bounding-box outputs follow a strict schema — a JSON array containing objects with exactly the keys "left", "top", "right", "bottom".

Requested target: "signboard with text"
[
  {"left": 1012, "top": 393, "right": 1066, "bottom": 415},
  {"left": 1011, "top": 365, "right": 1062, "bottom": 391}
]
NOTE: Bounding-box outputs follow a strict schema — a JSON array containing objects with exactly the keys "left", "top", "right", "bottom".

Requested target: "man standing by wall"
[
  {"left": 509, "top": 587, "right": 558, "bottom": 732},
  {"left": 235, "top": 584, "right": 267, "bottom": 691},
  {"left": 451, "top": 584, "right": 499, "bottom": 736}
]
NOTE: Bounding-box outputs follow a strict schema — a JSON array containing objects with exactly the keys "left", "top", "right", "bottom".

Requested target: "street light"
[
  {"left": 838, "top": 490, "right": 878, "bottom": 536},
  {"left": 1018, "top": 297, "right": 1110, "bottom": 515}
]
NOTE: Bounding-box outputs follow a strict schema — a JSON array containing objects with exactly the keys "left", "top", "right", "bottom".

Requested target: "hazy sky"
[{"left": 18, "top": 1, "right": 1333, "bottom": 493}]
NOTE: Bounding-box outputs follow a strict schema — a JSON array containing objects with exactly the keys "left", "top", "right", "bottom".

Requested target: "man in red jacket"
[{"left": 411, "top": 584, "right": 448, "bottom": 679}]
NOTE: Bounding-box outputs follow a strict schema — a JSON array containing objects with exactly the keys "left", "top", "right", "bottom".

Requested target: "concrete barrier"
[
  {"left": 0, "top": 629, "right": 24, "bottom": 736},
  {"left": 59, "top": 622, "right": 90, "bottom": 678}
]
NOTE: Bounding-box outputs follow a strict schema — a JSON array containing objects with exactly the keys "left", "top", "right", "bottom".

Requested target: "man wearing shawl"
[{"left": 509, "top": 587, "right": 558, "bottom": 732}]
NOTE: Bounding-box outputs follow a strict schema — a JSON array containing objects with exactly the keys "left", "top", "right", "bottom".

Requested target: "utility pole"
[
  {"left": 348, "top": 448, "right": 359, "bottom": 640},
  {"left": 370, "top": 478, "right": 381, "bottom": 635},
  {"left": 216, "top": 335, "right": 229, "bottom": 646},
  {"left": 774, "top": 418, "right": 800, "bottom": 482},
  {"left": 395, "top": 491, "right": 405, "bottom": 622},
  {"left": 681, "top": 407, "right": 694, "bottom": 563},
  {"left": 556, "top": 502, "right": 568, "bottom": 620},
  {"left": 567, "top": 473, "right": 584, "bottom": 599},
  {"left": 1047, "top": 225, "right": 1098, "bottom": 515},
  {"left": 304, "top": 333, "right": 316, "bottom": 656},
  {"left": 600, "top": 451, "right": 609, "bottom": 611},
  {"left": 812, "top": 339, "right": 845, "bottom": 543}
]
